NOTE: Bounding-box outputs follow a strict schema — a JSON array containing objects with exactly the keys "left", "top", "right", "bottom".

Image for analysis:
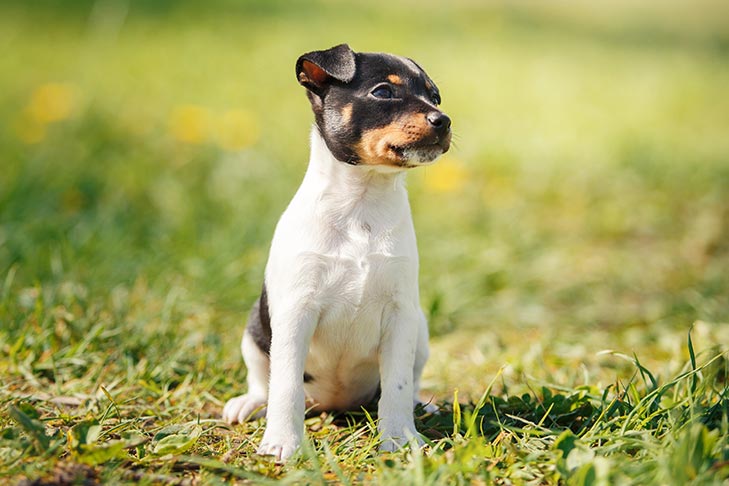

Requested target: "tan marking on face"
[
  {"left": 387, "top": 74, "right": 403, "bottom": 85},
  {"left": 425, "top": 79, "right": 434, "bottom": 91},
  {"left": 341, "top": 103, "right": 353, "bottom": 125},
  {"left": 355, "top": 113, "right": 433, "bottom": 167}
]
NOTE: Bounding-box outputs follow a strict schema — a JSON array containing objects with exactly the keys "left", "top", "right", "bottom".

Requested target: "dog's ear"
[{"left": 296, "top": 44, "right": 356, "bottom": 95}]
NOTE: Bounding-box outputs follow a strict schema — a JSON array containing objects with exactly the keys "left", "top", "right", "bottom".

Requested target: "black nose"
[{"left": 426, "top": 111, "right": 451, "bottom": 134}]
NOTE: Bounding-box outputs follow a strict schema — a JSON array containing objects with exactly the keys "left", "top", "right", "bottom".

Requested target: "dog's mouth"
[
  {"left": 389, "top": 136, "right": 451, "bottom": 168},
  {"left": 354, "top": 117, "right": 452, "bottom": 170}
]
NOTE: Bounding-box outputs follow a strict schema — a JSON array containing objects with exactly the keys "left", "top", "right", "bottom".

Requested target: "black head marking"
[{"left": 296, "top": 45, "right": 451, "bottom": 167}]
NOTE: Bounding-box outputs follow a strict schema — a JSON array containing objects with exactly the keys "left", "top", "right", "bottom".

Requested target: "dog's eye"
[
  {"left": 430, "top": 93, "right": 441, "bottom": 105},
  {"left": 371, "top": 85, "right": 394, "bottom": 99}
]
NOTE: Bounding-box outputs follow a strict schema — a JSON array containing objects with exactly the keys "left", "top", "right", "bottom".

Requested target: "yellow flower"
[
  {"left": 169, "top": 105, "right": 211, "bottom": 144},
  {"left": 26, "top": 83, "right": 75, "bottom": 123},
  {"left": 423, "top": 156, "right": 468, "bottom": 193},
  {"left": 215, "top": 109, "right": 259, "bottom": 151}
]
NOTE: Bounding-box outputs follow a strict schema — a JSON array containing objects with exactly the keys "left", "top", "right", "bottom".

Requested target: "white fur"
[{"left": 224, "top": 129, "right": 433, "bottom": 461}]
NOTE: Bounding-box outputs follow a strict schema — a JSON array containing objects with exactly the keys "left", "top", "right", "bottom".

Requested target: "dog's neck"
[
  {"left": 288, "top": 128, "right": 411, "bottom": 230},
  {"left": 304, "top": 127, "right": 407, "bottom": 198}
]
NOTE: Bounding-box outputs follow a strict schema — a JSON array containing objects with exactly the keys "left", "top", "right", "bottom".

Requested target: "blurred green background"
[{"left": 1, "top": 0, "right": 728, "bottom": 391}]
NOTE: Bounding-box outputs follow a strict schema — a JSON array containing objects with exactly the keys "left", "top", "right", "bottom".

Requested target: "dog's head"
[{"left": 296, "top": 44, "right": 451, "bottom": 170}]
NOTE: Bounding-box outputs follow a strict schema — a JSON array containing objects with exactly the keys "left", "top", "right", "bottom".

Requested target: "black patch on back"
[
  {"left": 246, "top": 283, "right": 317, "bottom": 384},
  {"left": 247, "top": 283, "right": 272, "bottom": 356}
]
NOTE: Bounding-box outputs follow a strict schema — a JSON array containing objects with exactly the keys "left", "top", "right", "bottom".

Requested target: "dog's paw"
[
  {"left": 379, "top": 422, "right": 424, "bottom": 453},
  {"left": 379, "top": 431, "right": 424, "bottom": 453},
  {"left": 378, "top": 438, "right": 401, "bottom": 453},
  {"left": 222, "top": 394, "right": 266, "bottom": 424},
  {"left": 257, "top": 431, "right": 301, "bottom": 462}
]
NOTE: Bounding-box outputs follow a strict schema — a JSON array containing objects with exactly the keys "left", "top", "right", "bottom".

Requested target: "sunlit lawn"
[{"left": 1, "top": 1, "right": 728, "bottom": 484}]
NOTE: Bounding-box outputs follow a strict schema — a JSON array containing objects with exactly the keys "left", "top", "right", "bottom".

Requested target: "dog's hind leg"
[{"left": 223, "top": 295, "right": 270, "bottom": 424}]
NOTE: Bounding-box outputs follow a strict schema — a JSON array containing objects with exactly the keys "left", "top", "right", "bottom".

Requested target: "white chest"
[{"left": 262, "top": 131, "right": 423, "bottom": 409}]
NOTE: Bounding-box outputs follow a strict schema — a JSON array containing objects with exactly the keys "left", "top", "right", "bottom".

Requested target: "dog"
[{"left": 222, "top": 43, "right": 451, "bottom": 462}]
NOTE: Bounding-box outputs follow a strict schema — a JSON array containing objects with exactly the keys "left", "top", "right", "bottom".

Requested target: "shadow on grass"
[
  {"left": 325, "top": 368, "right": 727, "bottom": 444},
  {"left": 324, "top": 387, "right": 598, "bottom": 443}
]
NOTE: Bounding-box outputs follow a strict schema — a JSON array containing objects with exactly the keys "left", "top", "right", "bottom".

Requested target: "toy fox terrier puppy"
[{"left": 222, "top": 44, "right": 451, "bottom": 462}]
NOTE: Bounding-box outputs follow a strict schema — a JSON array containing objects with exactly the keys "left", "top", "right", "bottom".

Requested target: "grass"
[{"left": 1, "top": 0, "right": 728, "bottom": 483}]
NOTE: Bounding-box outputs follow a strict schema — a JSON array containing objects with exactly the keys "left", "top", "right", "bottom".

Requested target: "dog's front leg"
[
  {"left": 257, "top": 305, "right": 318, "bottom": 462},
  {"left": 378, "top": 303, "right": 423, "bottom": 452}
]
